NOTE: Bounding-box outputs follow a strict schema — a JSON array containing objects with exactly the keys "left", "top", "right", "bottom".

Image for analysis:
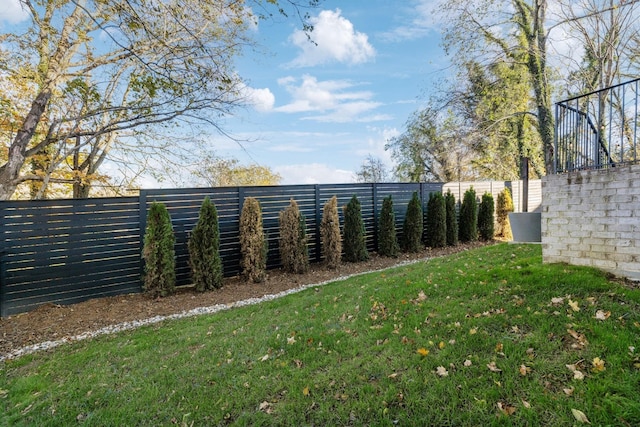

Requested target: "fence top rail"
[{"left": 555, "top": 77, "right": 640, "bottom": 105}]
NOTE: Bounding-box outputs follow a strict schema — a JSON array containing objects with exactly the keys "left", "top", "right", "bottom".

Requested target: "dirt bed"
[{"left": 0, "top": 242, "right": 490, "bottom": 358}]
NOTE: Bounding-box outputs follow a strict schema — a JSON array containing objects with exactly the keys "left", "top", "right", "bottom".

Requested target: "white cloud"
[
  {"left": 274, "top": 74, "right": 388, "bottom": 123},
  {"left": 354, "top": 127, "right": 399, "bottom": 168},
  {"left": 1, "top": 0, "right": 30, "bottom": 23},
  {"left": 240, "top": 84, "right": 275, "bottom": 112},
  {"left": 380, "top": 0, "right": 443, "bottom": 42},
  {"left": 288, "top": 9, "right": 375, "bottom": 67},
  {"left": 275, "top": 163, "right": 355, "bottom": 185}
]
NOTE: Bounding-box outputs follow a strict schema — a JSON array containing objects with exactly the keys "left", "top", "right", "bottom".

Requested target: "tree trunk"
[{"left": 0, "top": 89, "right": 52, "bottom": 200}]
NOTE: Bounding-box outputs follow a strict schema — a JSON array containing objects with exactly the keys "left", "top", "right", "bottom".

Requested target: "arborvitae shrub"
[
  {"left": 279, "top": 198, "right": 309, "bottom": 274},
  {"left": 445, "top": 189, "right": 458, "bottom": 246},
  {"left": 402, "top": 191, "right": 423, "bottom": 252},
  {"left": 378, "top": 195, "right": 399, "bottom": 257},
  {"left": 496, "top": 188, "right": 514, "bottom": 240},
  {"left": 321, "top": 196, "right": 342, "bottom": 269},
  {"left": 459, "top": 187, "right": 478, "bottom": 243},
  {"left": 478, "top": 192, "right": 495, "bottom": 241},
  {"left": 239, "top": 197, "right": 267, "bottom": 283},
  {"left": 343, "top": 195, "right": 369, "bottom": 262},
  {"left": 425, "top": 191, "right": 446, "bottom": 248},
  {"left": 188, "top": 197, "right": 222, "bottom": 292},
  {"left": 143, "top": 202, "right": 176, "bottom": 297}
]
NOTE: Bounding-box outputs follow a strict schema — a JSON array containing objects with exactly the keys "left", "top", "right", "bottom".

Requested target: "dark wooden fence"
[{"left": 0, "top": 181, "right": 541, "bottom": 317}]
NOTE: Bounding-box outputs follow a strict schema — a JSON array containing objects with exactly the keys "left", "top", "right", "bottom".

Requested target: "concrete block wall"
[{"left": 541, "top": 164, "right": 640, "bottom": 280}]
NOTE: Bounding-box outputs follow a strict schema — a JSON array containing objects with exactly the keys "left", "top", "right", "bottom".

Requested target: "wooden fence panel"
[{"left": 0, "top": 197, "right": 141, "bottom": 317}]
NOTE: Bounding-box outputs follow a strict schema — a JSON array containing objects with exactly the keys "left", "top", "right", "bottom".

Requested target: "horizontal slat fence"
[{"left": 1, "top": 180, "right": 540, "bottom": 316}]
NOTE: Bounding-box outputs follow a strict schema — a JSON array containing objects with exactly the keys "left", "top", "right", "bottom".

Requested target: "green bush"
[
  {"left": 239, "top": 197, "right": 267, "bottom": 283},
  {"left": 343, "top": 195, "right": 368, "bottom": 262},
  {"left": 445, "top": 189, "right": 458, "bottom": 246},
  {"left": 378, "top": 195, "right": 399, "bottom": 257},
  {"left": 459, "top": 187, "right": 478, "bottom": 243},
  {"left": 143, "top": 202, "right": 176, "bottom": 297},
  {"left": 321, "top": 196, "right": 342, "bottom": 269},
  {"left": 425, "top": 191, "right": 446, "bottom": 248},
  {"left": 478, "top": 192, "right": 495, "bottom": 241},
  {"left": 402, "top": 191, "right": 423, "bottom": 252},
  {"left": 496, "top": 188, "right": 514, "bottom": 240},
  {"left": 188, "top": 197, "right": 223, "bottom": 292},
  {"left": 279, "top": 198, "right": 309, "bottom": 274}
]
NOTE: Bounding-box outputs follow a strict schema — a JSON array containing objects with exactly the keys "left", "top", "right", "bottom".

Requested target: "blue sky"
[
  {"left": 1, "top": 0, "right": 449, "bottom": 186},
  {"left": 227, "top": 0, "right": 447, "bottom": 184}
]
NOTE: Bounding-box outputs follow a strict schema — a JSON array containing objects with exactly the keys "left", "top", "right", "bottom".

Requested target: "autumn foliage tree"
[
  {"left": 445, "top": 189, "right": 458, "bottom": 246},
  {"left": 459, "top": 187, "right": 478, "bottom": 243},
  {"left": 378, "top": 195, "right": 399, "bottom": 257},
  {"left": 279, "top": 199, "right": 309, "bottom": 274},
  {"left": 496, "top": 188, "right": 514, "bottom": 240},
  {"left": 402, "top": 192, "right": 423, "bottom": 252},
  {"left": 143, "top": 202, "right": 176, "bottom": 297},
  {"left": 239, "top": 197, "right": 267, "bottom": 283},
  {"left": 343, "top": 195, "right": 368, "bottom": 262},
  {"left": 425, "top": 192, "right": 446, "bottom": 248},
  {"left": 320, "top": 196, "right": 342, "bottom": 269},
  {"left": 188, "top": 197, "right": 223, "bottom": 292}
]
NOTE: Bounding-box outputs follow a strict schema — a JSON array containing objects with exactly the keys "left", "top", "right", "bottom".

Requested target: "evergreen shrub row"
[{"left": 142, "top": 189, "right": 497, "bottom": 296}]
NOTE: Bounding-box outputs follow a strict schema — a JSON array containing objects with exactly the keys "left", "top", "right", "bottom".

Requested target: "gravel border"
[{"left": 1, "top": 258, "right": 428, "bottom": 362}]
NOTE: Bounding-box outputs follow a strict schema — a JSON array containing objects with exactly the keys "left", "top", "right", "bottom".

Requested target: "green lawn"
[{"left": 2, "top": 244, "right": 639, "bottom": 426}]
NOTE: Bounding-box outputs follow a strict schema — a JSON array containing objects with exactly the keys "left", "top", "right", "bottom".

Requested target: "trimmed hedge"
[
  {"left": 402, "top": 191, "right": 423, "bottom": 252},
  {"left": 378, "top": 195, "right": 399, "bottom": 257},
  {"left": 445, "top": 189, "right": 458, "bottom": 246},
  {"left": 459, "top": 187, "right": 478, "bottom": 243},
  {"left": 425, "top": 191, "right": 447, "bottom": 248},
  {"left": 188, "top": 197, "right": 223, "bottom": 292},
  {"left": 279, "top": 198, "right": 309, "bottom": 274},
  {"left": 321, "top": 196, "right": 342, "bottom": 269},
  {"left": 478, "top": 192, "right": 495, "bottom": 241},
  {"left": 143, "top": 202, "right": 176, "bottom": 297},
  {"left": 240, "top": 197, "right": 267, "bottom": 283},
  {"left": 343, "top": 195, "right": 369, "bottom": 262}
]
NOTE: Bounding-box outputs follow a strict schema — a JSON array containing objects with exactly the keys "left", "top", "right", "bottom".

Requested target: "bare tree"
[{"left": 354, "top": 155, "right": 390, "bottom": 183}]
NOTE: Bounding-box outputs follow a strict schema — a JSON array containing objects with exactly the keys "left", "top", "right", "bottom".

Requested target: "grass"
[{"left": 2, "top": 243, "right": 640, "bottom": 426}]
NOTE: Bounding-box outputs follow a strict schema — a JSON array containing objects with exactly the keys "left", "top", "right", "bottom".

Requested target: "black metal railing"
[{"left": 554, "top": 78, "right": 640, "bottom": 173}]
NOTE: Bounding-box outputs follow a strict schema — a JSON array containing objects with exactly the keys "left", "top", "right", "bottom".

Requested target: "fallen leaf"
[
  {"left": 260, "top": 354, "right": 269, "bottom": 362},
  {"left": 519, "top": 365, "right": 531, "bottom": 376},
  {"left": 594, "top": 310, "right": 611, "bottom": 321},
  {"left": 495, "top": 343, "right": 504, "bottom": 353},
  {"left": 417, "top": 348, "right": 429, "bottom": 357},
  {"left": 497, "top": 402, "right": 516, "bottom": 416},
  {"left": 259, "top": 401, "right": 272, "bottom": 414},
  {"left": 287, "top": 336, "right": 297, "bottom": 345},
  {"left": 568, "top": 299, "right": 580, "bottom": 312},
  {"left": 438, "top": 341, "right": 445, "bottom": 349},
  {"left": 436, "top": 366, "right": 449, "bottom": 377},
  {"left": 571, "top": 408, "right": 591, "bottom": 424},
  {"left": 303, "top": 386, "right": 310, "bottom": 396},
  {"left": 573, "top": 370, "right": 585, "bottom": 380},
  {"left": 591, "top": 357, "right": 605, "bottom": 372},
  {"left": 563, "top": 387, "right": 574, "bottom": 396},
  {"left": 551, "top": 297, "right": 565, "bottom": 305},
  {"left": 387, "top": 373, "right": 400, "bottom": 379},
  {"left": 487, "top": 362, "right": 502, "bottom": 373},
  {"left": 469, "top": 328, "right": 478, "bottom": 335},
  {"left": 464, "top": 359, "right": 472, "bottom": 367},
  {"left": 522, "top": 400, "right": 531, "bottom": 409}
]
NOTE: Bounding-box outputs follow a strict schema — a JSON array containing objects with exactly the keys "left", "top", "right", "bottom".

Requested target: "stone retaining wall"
[{"left": 542, "top": 164, "right": 640, "bottom": 280}]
